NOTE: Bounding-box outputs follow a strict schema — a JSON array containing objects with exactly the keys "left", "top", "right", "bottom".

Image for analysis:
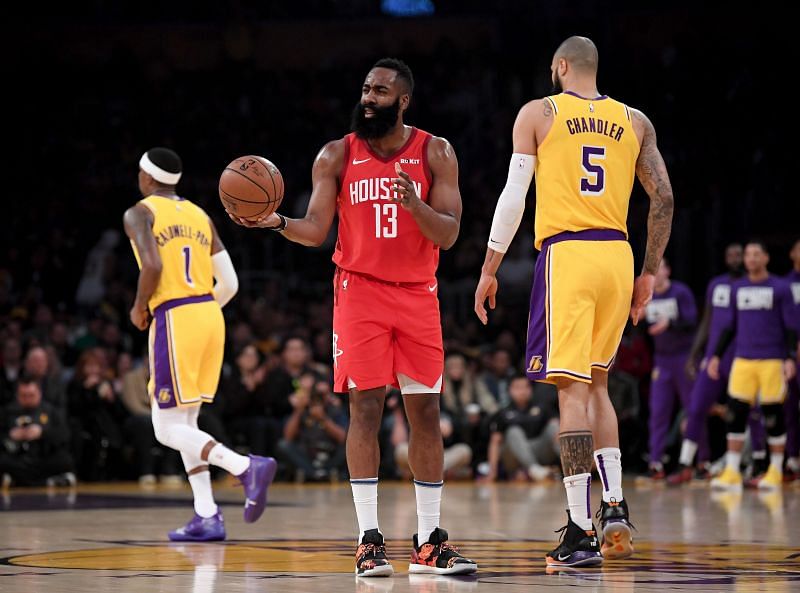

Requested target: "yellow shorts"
[
  {"left": 728, "top": 358, "right": 787, "bottom": 405},
  {"left": 148, "top": 295, "right": 225, "bottom": 408},
  {"left": 526, "top": 230, "right": 633, "bottom": 384}
]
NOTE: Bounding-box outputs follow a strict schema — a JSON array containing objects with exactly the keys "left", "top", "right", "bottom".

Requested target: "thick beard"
[
  {"left": 551, "top": 75, "right": 563, "bottom": 94},
  {"left": 350, "top": 99, "right": 400, "bottom": 139}
]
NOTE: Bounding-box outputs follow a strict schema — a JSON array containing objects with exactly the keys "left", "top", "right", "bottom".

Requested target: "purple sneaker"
[
  {"left": 238, "top": 455, "right": 278, "bottom": 523},
  {"left": 168, "top": 511, "right": 226, "bottom": 542}
]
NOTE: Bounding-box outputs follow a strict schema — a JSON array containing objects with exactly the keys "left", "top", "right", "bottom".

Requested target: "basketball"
[{"left": 219, "top": 155, "right": 284, "bottom": 220}]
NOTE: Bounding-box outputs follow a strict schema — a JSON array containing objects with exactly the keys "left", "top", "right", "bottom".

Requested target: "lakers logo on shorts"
[
  {"left": 528, "top": 355, "right": 543, "bottom": 373},
  {"left": 158, "top": 388, "right": 173, "bottom": 404}
]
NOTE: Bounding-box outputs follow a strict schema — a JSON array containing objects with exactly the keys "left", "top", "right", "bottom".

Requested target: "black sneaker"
[
  {"left": 545, "top": 511, "right": 603, "bottom": 567},
  {"left": 409, "top": 527, "right": 478, "bottom": 575},
  {"left": 596, "top": 499, "right": 634, "bottom": 559},
  {"left": 355, "top": 529, "right": 394, "bottom": 577}
]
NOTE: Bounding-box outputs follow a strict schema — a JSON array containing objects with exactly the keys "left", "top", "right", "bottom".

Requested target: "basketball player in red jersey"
[{"left": 232, "top": 58, "right": 477, "bottom": 577}]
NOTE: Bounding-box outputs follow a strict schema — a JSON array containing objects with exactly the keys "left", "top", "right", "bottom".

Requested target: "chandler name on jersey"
[{"left": 333, "top": 127, "right": 436, "bottom": 283}]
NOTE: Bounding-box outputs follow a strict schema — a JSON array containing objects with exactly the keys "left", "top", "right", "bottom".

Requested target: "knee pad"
[
  {"left": 727, "top": 397, "right": 751, "bottom": 434},
  {"left": 762, "top": 403, "right": 786, "bottom": 437}
]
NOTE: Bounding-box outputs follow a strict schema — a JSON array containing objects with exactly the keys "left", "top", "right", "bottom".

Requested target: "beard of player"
[
  {"left": 551, "top": 72, "right": 563, "bottom": 95},
  {"left": 350, "top": 98, "right": 401, "bottom": 139}
]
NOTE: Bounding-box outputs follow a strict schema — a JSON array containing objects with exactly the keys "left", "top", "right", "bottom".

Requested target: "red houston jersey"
[{"left": 333, "top": 127, "right": 438, "bottom": 283}]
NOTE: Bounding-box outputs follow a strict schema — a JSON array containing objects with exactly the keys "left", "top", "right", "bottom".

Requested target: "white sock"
[
  {"left": 207, "top": 443, "right": 250, "bottom": 476},
  {"left": 770, "top": 452, "right": 784, "bottom": 471},
  {"left": 678, "top": 439, "right": 698, "bottom": 467},
  {"left": 351, "top": 478, "right": 379, "bottom": 542},
  {"left": 188, "top": 470, "right": 218, "bottom": 518},
  {"left": 593, "top": 448, "right": 623, "bottom": 503},
  {"left": 787, "top": 457, "right": 800, "bottom": 472},
  {"left": 726, "top": 450, "right": 742, "bottom": 471},
  {"left": 414, "top": 480, "right": 443, "bottom": 543},
  {"left": 563, "top": 473, "right": 593, "bottom": 531}
]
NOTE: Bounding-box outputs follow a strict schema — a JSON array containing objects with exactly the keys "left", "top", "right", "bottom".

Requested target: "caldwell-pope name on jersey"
[
  {"left": 348, "top": 177, "right": 423, "bottom": 206},
  {"left": 154, "top": 224, "right": 211, "bottom": 248}
]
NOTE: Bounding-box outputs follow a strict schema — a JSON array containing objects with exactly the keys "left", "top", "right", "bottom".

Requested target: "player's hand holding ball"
[{"left": 219, "top": 155, "right": 284, "bottom": 228}]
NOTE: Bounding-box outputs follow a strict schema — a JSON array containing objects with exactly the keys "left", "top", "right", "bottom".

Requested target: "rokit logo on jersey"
[
  {"left": 348, "top": 177, "right": 423, "bottom": 205},
  {"left": 737, "top": 287, "right": 773, "bottom": 310}
]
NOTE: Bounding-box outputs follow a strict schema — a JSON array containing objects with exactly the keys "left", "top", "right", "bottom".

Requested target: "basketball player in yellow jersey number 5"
[
  {"left": 124, "top": 147, "right": 277, "bottom": 542},
  {"left": 474, "top": 37, "right": 674, "bottom": 567}
]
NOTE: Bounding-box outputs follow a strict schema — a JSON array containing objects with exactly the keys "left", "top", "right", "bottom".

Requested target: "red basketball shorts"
[{"left": 332, "top": 268, "right": 444, "bottom": 394}]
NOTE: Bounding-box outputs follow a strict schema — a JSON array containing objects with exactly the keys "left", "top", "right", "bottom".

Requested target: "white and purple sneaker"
[
  {"left": 238, "top": 455, "right": 278, "bottom": 523},
  {"left": 168, "top": 511, "right": 226, "bottom": 542}
]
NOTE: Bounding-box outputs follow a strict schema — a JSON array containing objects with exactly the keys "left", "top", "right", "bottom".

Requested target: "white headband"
[{"left": 140, "top": 152, "right": 182, "bottom": 185}]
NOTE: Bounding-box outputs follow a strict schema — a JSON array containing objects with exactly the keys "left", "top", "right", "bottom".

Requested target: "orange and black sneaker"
[
  {"left": 597, "top": 499, "right": 634, "bottom": 560},
  {"left": 409, "top": 527, "right": 477, "bottom": 575},
  {"left": 545, "top": 511, "right": 602, "bottom": 567},
  {"left": 356, "top": 529, "right": 394, "bottom": 577}
]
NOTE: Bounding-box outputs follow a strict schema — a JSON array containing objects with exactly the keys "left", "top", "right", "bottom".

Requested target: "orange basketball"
[{"left": 219, "top": 155, "right": 284, "bottom": 220}]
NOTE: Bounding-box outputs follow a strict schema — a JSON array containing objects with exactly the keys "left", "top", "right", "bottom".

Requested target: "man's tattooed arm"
[{"left": 633, "top": 108, "right": 674, "bottom": 275}]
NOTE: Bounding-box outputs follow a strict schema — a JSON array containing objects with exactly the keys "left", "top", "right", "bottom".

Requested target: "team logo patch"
[
  {"left": 332, "top": 333, "right": 344, "bottom": 368},
  {"left": 528, "top": 355, "right": 543, "bottom": 373},
  {"left": 158, "top": 388, "right": 172, "bottom": 404}
]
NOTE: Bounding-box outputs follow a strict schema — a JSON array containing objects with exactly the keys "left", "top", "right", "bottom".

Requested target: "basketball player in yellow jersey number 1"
[
  {"left": 124, "top": 147, "right": 277, "bottom": 542},
  {"left": 474, "top": 37, "right": 674, "bottom": 567}
]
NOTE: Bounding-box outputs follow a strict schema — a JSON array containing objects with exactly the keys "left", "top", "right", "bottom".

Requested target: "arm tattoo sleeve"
[
  {"left": 634, "top": 111, "right": 674, "bottom": 275},
  {"left": 559, "top": 430, "right": 594, "bottom": 476}
]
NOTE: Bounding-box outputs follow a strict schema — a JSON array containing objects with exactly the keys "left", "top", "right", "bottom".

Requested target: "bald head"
[{"left": 554, "top": 36, "right": 599, "bottom": 74}]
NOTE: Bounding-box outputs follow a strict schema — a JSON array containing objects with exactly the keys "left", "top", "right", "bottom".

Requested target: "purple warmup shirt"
[
  {"left": 719, "top": 274, "right": 794, "bottom": 360},
  {"left": 645, "top": 280, "right": 697, "bottom": 356},
  {"left": 786, "top": 269, "right": 800, "bottom": 333},
  {"left": 704, "top": 274, "right": 739, "bottom": 360}
]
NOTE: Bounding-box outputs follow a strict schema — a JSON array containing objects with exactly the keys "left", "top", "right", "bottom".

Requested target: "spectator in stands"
[
  {"left": 0, "top": 337, "right": 23, "bottom": 406},
  {"left": 478, "top": 348, "right": 515, "bottom": 407},
  {"left": 264, "top": 336, "right": 319, "bottom": 422},
  {"left": 485, "top": 375, "right": 560, "bottom": 482},
  {"left": 0, "top": 376, "right": 75, "bottom": 487},
  {"left": 219, "top": 343, "right": 276, "bottom": 456},
  {"left": 67, "top": 349, "right": 127, "bottom": 481},
  {"left": 23, "top": 345, "right": 66, "bottom": 409},
  {"left": 277, "top": 372, "right": 347, "bottom": 482}
]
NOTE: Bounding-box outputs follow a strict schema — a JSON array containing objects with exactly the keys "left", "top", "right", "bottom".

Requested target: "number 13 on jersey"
[
  {"left": 373, "top": 203, "right": 397, "bottom": 238},
  {"left": 580, "top": 145, "right": 606, "bottom": 197}
]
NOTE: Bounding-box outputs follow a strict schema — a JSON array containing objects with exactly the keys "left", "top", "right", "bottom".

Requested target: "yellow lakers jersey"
[
  {"left": 534, "top": 92, "right": 640, "bottom": 249},
  {"left": 131, "top": 195, "right": 215, "bottom": 311}
]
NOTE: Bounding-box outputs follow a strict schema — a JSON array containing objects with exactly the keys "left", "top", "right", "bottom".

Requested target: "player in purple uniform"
[
  {"left": 783, "top": 239, "right": 800, "bottom": 482},
  {"left": 708, "top": 241, "right": 798, "bottom": 490},
  {"left": 667, "top": 244, "right": 743, "bottom": 485},
  {"left": 643, "top": 258, "right": 698, "bottom": 479}
]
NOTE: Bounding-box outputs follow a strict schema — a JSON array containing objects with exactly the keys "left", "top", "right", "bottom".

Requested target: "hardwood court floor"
[{"left": 1, "top": 479, "right": 798, "bottom": 592}]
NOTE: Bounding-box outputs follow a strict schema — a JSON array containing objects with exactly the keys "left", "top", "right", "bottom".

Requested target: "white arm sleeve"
[
  {"left": 487, "top": 153, "right": 535, "bottom": 253},
  {"left": 212, "top": 250, "right": 238, "bottom": 308}
]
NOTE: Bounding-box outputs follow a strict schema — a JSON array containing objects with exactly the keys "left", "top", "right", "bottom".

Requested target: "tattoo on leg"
[{"left": 559, "top": 430, "right": 594, "bottom": 476}]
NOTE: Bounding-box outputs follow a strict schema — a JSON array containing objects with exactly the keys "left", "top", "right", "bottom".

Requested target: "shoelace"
[
  {"left": 359, "top": 543, "right": 386, "bottom": 560},
  {"left": 553, "top": 524, "right": 569, "bottom": 543}
]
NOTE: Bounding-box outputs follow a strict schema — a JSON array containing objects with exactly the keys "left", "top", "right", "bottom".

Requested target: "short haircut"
[
  {"left": 146, "top": 147, "right": 182, "bottom": 175},
  {"left": 372, "top": 57, "right": 414, "bottom": 96},
  {"left": 17, "top": 374, "right": 38, "bottom": 387},
  {"left": 554, "top": 36, "right": 599, "bottom": 74},
  {"left": 745, "top": 239, "right": 769, "bottom": 254}
]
